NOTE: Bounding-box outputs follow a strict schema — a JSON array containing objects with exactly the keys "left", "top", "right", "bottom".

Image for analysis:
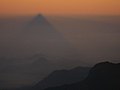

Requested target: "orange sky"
[{"left": 0, "top": 0, "right": 120, "bottom": 16}]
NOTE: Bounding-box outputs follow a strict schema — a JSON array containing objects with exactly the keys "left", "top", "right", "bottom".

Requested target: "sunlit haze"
[{"left": 0, "top": 0, "right": 120, "bottom": 16}]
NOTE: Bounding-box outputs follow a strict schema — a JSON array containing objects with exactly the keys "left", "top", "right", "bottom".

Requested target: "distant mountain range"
[
  {"left": 0, "top": 54, "right": 56, "bottom": 88},
  {"left": 2, "top": 65, "right": 90, "bottom": 90},
  {"left": 45, "top": 62, "right": 120, "bottom": 90},
  {"left": 31, "top": 66, "right": 90, "bottom": 90},
  {"left": 1, "top": 61, "right": 120, "bottom": 90}
]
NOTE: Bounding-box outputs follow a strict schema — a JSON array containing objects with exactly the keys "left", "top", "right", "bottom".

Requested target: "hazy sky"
[{"left": 0, "top": 0, "right": 120, "bottom": 16}]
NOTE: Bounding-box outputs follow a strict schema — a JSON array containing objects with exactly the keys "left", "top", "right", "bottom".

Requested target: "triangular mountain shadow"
[
  {"left": 19, "top": 14, "right": 81, "bottom": 61},
  {"left": 24, "top": 14, "right": 56, "bottom": 34},
  {"left": 30, "top": 14, "right": 52, "bottom": 26}
]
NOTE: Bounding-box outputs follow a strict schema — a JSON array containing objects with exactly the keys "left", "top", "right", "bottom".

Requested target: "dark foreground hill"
[{"left": 45, "top": 62, "right": 120, "bottom": 90}]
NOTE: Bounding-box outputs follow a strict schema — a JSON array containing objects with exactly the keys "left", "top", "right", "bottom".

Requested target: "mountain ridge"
[
  {"left": 31, "top": 66, "right": 90, "bottom": 90},
  {"left": 45, "top": 61, "right": 120, "bottom": 90}
]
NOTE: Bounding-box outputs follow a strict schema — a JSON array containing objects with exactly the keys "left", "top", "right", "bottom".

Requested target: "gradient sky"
[{"left": 0, "top": 0, "right": 120, "bottom": 16}]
